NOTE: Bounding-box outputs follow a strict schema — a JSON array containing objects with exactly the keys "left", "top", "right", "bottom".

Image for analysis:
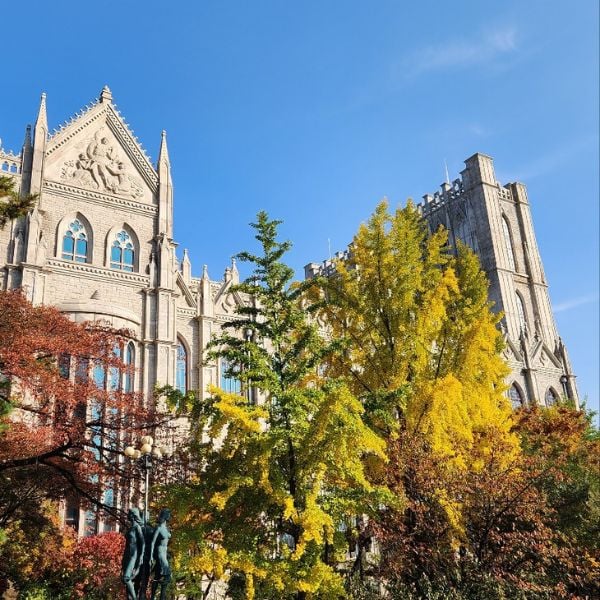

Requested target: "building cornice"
[
  {"left": 43, "top": 180, "right": 158, "bottom": 216},
  {"left": 46, "top": 258, "right": 150, "bottom": 287}
]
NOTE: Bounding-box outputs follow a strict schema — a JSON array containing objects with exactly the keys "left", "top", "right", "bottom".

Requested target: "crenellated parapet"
[
  {"left": 0, "top": 149, "right": 22, "bottom": 176},
  {"left": 417, "top": 177, "right": 465, "bottom": 217},
  {"left": 304, "top": 248, "right": 352, "bottom": 279}
]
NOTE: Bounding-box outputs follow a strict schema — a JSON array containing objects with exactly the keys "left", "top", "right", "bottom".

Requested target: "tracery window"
[
  {"left": 176, "top": 341, "right": 187, "bottom": 394},
  {"left": 509, "top": 383, "right": 524, "bottom": 408},
  {"left": 545, "top": 388, "right": 559, "bottom": 407},
  {"left": 62, "top": 219, "right": 88, "bottom": 263},
  {"left": 502, "top": 216, "right": 516, "bottom": 271},
  {"left": 110, "top": 230, "right": 135, "bottom": 271}
]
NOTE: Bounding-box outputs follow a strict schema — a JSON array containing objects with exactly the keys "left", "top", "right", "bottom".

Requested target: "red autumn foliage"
[
  {"left": 374, "top": 407, "right": 600, "bottom": 598},
  {"left": 0, "top": 289, "right": 165, "bottom": 524},
  {"left": 71, "top": 531, "right": 125, "bottom": 598}
]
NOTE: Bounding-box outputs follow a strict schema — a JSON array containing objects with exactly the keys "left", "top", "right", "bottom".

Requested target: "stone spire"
[
  {"left": 20, "top": 125, "right": 33, "bottom": 193},
  {"left": 99, "top": 85, "right": 113, "bottom": 103},
  {"left": 230, "top": 257, "right": 239, "bottom": 284},
  {"left": 35, "top": 92, "right": 48, "bottom": 132},
  {"left": 22, "top": 124, "right": 32, "bottom": 151},
  {"left": 157, "top": 130, "right": 173, "bottom": 237},
  {"left": 31, "top": 93, "right": 48, "bottom": 196},
  {"left": 200, "top": 264, "right": 213, "bottom": 316},
  {"left": 181, "top": 248, "right": 192, "bottom": 283},
  {"left": 158, "top": 130, "right": 170, "bottom": 166}
]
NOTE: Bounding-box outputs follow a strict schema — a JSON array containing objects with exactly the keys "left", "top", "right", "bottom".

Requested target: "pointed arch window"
[
  {"left": 515, "top": 293, "right": 527, "bottom": 334},
  {"left": 509, "top": 383, "right": 524, "bottom": 408},
  {"left": 62, "top": 219, "right": 88, "bottom": 263},
  {"left": 545, "top": 388, "right": 559, "bottom": 407},
  {"left": 110, "top": 230, "right": 135, "bottom": 272},
  {"left": 176, "top": 341, "right": 187, "bottom": 394},
  {"left": 501, "top": 216, "right": 516, "bottom": 271},
  {"left": 124, "top": 342, "right": 135, "bottom": 393}
]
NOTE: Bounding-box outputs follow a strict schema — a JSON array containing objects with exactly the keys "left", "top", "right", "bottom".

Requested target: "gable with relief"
[{"left": 43, "top": 105, "right": 156, "bottom": 203}]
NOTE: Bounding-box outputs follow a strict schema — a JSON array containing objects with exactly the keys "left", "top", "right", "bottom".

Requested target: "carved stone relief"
[{"left": 60, "top": 127, "right": 144, "bottom": 199}]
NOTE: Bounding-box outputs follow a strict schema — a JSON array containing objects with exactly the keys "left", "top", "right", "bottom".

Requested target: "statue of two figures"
[{"left": 122, "top": 508, "right": 172, "bottom": 600}]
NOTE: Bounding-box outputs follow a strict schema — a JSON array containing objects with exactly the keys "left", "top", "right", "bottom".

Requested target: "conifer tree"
[
  {"left": 0, "top": 176, "right": 36, "bottom": 228},
  {"left": 167, "top": 212, "right": 388, "bottom": 600}
]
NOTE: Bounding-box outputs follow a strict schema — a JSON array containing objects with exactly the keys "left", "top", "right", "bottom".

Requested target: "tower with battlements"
[{"left": 306, "top": 153, "right": 578, "bottom": 409}]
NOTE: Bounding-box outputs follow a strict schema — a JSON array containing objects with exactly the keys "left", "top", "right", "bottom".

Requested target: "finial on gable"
[
  {"left": 158, "top": 129, "right": 170, "bottom": 166},
  {"left": 231, "top": 257, "right": 239, "bottom": 284},
  {"left": 99, "top": 85, "right": 113, "bottom": 103},
  {"left": 181, "top": 249, "right": 192, "bottom": 283},
  {"left": 35, "top": 92, "right": 48, "bottom": 130}
]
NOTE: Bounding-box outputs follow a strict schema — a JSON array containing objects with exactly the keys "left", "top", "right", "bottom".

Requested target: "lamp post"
[
  {"left": 244, "top": 326, "right": 254, "bottom": 405},
  {"left": 124, "top": 436, "right": 170, "bottom": 526},
  {"left": 560, "top": 375, "right": 569, "bottom": 400}
]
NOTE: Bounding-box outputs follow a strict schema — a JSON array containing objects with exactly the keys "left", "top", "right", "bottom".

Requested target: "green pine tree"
[
  {"left": 0, "top": 176, "right": 36, "bottom": 229},
  {"left": 165, "top": 212, "right": 388, "bottom": 600}
]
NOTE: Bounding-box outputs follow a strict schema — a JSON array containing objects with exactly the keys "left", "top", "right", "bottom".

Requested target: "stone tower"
[
  {"left": 305, "top": 153, "right": 578, "bottom": 409},
  {"left": 417, "top": 153, "right": 577, "bottom": 408}
]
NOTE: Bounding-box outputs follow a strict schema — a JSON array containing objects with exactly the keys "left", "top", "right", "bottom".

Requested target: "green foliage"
[
  {"left": 165, "top": 211, "right": 390, "bottom": 599},
  {"left": 0, "top": 175, "right": 36, "bottom": 229}
]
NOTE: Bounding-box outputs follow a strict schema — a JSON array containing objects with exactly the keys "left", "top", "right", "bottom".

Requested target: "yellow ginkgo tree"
[{"left": 316, "top": 201, "right": 520, "bottom": 577}]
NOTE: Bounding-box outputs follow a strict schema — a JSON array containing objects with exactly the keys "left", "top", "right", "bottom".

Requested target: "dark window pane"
[
  {"left": 65, "top": 500, "right": 80, "bottom": 530},
  {"left": 84, "top": 510, "right": 97, "bottom": 537},
  {"left": 58, "top": 355, "right": 71, "bottom": 379}
]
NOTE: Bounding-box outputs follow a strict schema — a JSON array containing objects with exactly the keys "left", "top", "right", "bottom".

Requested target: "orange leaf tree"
[{"left": 0, "top": 289, "right": 164, "bottom": 531}]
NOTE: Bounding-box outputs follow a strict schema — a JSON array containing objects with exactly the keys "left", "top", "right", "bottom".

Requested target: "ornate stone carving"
[{"left": 60, "top": 128, "right": 144, "bottom": 199}]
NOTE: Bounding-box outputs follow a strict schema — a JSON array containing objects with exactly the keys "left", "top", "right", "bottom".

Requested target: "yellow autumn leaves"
[{"left": 163, "top": 204, "right": 521, "bottom": 599}]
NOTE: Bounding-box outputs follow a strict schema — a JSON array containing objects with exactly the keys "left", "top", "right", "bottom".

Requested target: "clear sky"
[{"left": 1, "top": 1, "right": 598, "bottom": 413}]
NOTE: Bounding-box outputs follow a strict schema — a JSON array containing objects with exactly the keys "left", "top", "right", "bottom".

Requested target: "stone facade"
[
  {"left": 0, "top": 88, "right": 579, "bottom": 532},
  {"left": 305, "top": 154, "right": 578, "bottom": 409},
  {"left": 0, "top": 87, "right": 246, "bottom": 536}
]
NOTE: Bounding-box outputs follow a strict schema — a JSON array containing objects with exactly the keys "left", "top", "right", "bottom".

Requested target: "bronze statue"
[
  {"left": 136, "top": 521, "right": 156, "bottom": 600},
  {"left": 122, "top": 508, "right": 145, "bottom": 600},
  {"left": 150, "top": 508, "right": 172, "bottom": 600}
]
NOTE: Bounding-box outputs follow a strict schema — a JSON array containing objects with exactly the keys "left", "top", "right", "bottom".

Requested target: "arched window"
[
  {"left": 124, "top": 342, "right": 135, "bottom": 393},
  {"left": 62, "top": 219, "right": 89, "bottom": 263},
  {"left": 110, "top": 230, "right": 135, "bottom": 271},
  {"left": 515, "top": 293, "right": 527, "bottom": 334},
  {"left": 501, "top": 216, "right": 516, "bottom": 271},
  {"left": 545, "top": 387, "right": 559, "bottom": 407},
  {"left": 509, "top": 383, "right": 524, "bottom": 408},
  {"left": 176, "top": 341, "right": 187, "bottom": 394}
]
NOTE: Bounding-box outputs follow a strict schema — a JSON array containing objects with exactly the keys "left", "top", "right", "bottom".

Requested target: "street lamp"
[
  {"left": 124, "top": 436, "right": 170, "bottom": 525},
  {"left": 244, "top": 326, "right": 254, "bottom": 405},
  {"left": 560, "top": 375, "right": 569, "bottom": 399}
]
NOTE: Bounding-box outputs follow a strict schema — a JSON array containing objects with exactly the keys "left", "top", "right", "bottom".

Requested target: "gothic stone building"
[
  {"left": 0, "top": 87, "right": 245, "bottom": 535},
  {"left": 0, "top": 87, "right": 579, "bottom": 530},
  {"left": 305, "top": 156, "right": 578, "bottom": 410}
]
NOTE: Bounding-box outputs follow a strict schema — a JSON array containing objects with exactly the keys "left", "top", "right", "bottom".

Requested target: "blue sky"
[{"left": 1, "top": 0, "right": 598, "bottom": 413}]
